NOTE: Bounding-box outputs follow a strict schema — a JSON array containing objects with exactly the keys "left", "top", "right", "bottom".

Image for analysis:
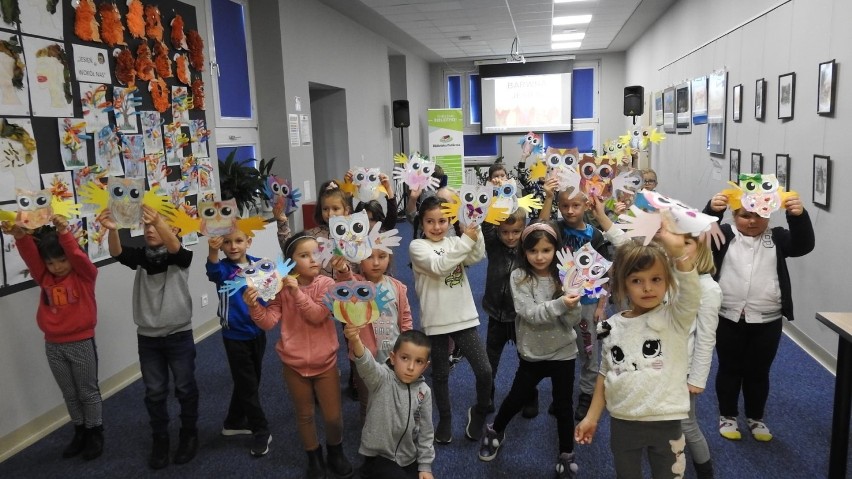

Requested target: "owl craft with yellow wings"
[
  {"left": 219, "top": 257, "right": 297, "bottom": 301},
  {"left": 168, "top": 198, "right": 267, "bottom": 238},
  {"left": 79, "top": 179, "right": 175, "bottom": 229},
  {"left": 441, "top": 185, "right": 509, "bottom": 228},
  {"left": 323, "top": 280, "right": 393, "bottom": 326},
  {"left": 11, "top": 188, "right": 81, "bottom": 229},
  {"left": 493, "top": 179, "right": 543, "bottom": 214},
  {"left": 619, "top": 127, "right": 666, "bottom": 152},
  {"left": 346, "top": 167, "right": 388, "bottom": 204},
  {"left": 720, "top": 174, "right": 795, "bottom": 218}
]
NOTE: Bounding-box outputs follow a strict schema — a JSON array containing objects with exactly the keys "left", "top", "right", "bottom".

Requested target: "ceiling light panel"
[{"left": 553, "top": 14, "right": 592, "bottom": 25}]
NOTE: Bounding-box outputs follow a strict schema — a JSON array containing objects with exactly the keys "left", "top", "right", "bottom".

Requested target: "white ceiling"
[{"left": 317, "top": 0, "right": 678, "bottom": 61}]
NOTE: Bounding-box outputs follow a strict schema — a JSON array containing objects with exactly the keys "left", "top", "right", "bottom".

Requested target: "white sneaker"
[
  {"left": 747, "top": 418, "right": 773, "bottom": 442},
  {"left": 719, "top": 416, "right": 741, "bottom": 440}
]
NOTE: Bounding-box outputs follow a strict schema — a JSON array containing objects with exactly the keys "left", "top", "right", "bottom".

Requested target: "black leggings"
[{"left": 429, "top": 327, "right": 492, "bottom": 419}]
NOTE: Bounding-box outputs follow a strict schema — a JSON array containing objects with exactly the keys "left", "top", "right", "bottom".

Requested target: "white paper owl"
[
  {"left": 739, "top": 173, "right": 781, "bottom": 218},
  {"left": 611, "top": 168, "right": 644, "bottom": 198},
  {"left": 199, "top": 199, "right": 239, "bottom": 236},
  {"left": 108, "top": 177, "right": 146, "bottom": 229},
  {"left": 352, "top": 167, "right": 386, "bottom": 203},
  {"left": 14, "top": 188, "right": 53, "bottom": 229},
  {"left": 543, "top": 146, "right": 582, "bottom": 196},
  {"left": 457, "top": 185, "right": 496, "bottom": 228},
  {"left": 557, "top": 243, "right": 611, "bottom": 299},
  {"left": 322, "top": 280, "right": 393, "bottom": 326},
  {"left": 493, "top": 180, "right": 543, "bottom": 214},
  {"left": 219, "top": 257, "right": 297, "bottom": 301},
  {"left": 619, "top": 190, "right": 723, "bottom": 246},
  {"left": 392, "top": 152, "right": 439, "bottom": 191},
  {"left": 319, "top": 211, "right": 402, "bottom": 265}
]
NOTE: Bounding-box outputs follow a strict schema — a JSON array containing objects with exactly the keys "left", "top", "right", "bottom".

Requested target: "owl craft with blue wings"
[
  {"left": 493, "top": 179, "right": 543, "bottom": 214},
  {"left": 393, "top": 152, "right": 439, "bottom": 191},
  {"left": 519, "top": 131, "right": 544, "bottom": 158},
  {"left": 720, "top": 173, "right": 795, "bottom": 219},
  {"left": 618, "top": 190, "right": 724, "bottom": 248},
  {"left": 167, "top": 198, "right": 267, "bottom": 238},
  {"left": 441, "top": 184, "right": 509, "bottom": 228},
  {"left": 557, "top": 243, "right": 612, "bottom": 299},
  {"left": 79, "top": 179, "right": 175, "bottom": 229},
  {"left": 323, "top": 280, "right": 393, "bottom": 326},
  {"left": 264, "top": 175, "right": 302, "bottom": 216},
  {"left": 218, "top": 257, "right": 297, "bottom": 301},
  {"left": 11, "top": 188, "right": 81, "bottom": 229},
  {"left": 316, "top": 211, "right": 402, "bottom": 266}
]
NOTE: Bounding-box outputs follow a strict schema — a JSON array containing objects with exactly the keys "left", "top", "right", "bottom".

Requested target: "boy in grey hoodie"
[{"left": 343, "top": 325, "right": 435, "bottom": 479}]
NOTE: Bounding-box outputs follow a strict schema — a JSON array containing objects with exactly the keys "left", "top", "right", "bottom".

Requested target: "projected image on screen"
[{"left": 481, "top": 73, "right": 573, "bottom": 134}]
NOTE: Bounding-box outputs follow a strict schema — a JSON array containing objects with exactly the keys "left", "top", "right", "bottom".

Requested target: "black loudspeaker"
[
  {"left": 392, "top": 100, "right": 410, "bottom": 128},
  {"left": 624, "top": 86, "right": 644, "bottom": 116}
]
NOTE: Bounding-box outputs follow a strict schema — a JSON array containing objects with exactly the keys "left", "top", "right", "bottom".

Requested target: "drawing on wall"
[
  {"left": 817, "top": 60, "right": 836, "bottom": 115},
  {"left": 145, "top": 153, "right": 168, "bottom": 189},
  {"left": 0, "top": 35, "right": 31, "bottom": 117},
  {"left": 732, "top": 84, "right": 742, "bottom": 122},
  {"left": 121, "top": 134, "right": 145, "bottom": 178},
  {"left": 21, "top": 35, "right": 73, "bottom": 117},
  {"left": 691, "top": 77, "right": 707, "bottom": 124},
  {"left": 812, "top": 155, "right": 830, "bottom": 208},
  {"left": 729, "top": 149, "right": 740, "bottom": 182},
  {"left": 675, "top": 82, "right": 691, "bottom": 133},
  {"left": 706, "top": 69, "right": 727, "bottom": 155},
  {"left": 112, "top": 86, "right": 142, "bottom": 133},
  {"left": 94, "top": 125, "right": 123, "bottom": 176},
  {"left": 778, "top": 72, "right": 795, "bottom": 120},
  {"left": 40, "top": 171, "right": 74, "bottom": 203},
  {"left": 80, "top": 82, "right": 113, "bottom": 133},
  {"left": 85, "top": 215, "right": 110, "bottom": 262},
  {"left": 197, "top": 156, "right": 215, "bottom": 193},
  {"left": 171, "top": 85, "right": 191, "bottom": 123},
  {"left": 164, "top": 122, "right": 187, "bottom": 166},
  {"left": 72, "top": 165, "right": 107, "bottom": 216},
  {"left": 653, "top": 90, "right": 663, "bottom": 126},
  {"left": 189, "top": 119, "right": 209, "bottom": 157},
  {"left": 755, "top": 78, "right": 766, "bottom": 120},
  {"left": 775, "top": 154, "right": 790, "bottom": 190},
  {"left": 181, "top": 155, "right": 199, "bottom": 196},
  {"left": 140, "top": 110, "right": 164, "bottom": 155},
  {"left": 662, "top": 87, "right": 675, "bottom": 133},
  {"left": 1, "top": 229, "right": 29, "bottom": 286},
  {"left": 19, "top": 0, "right": 64, "bottom": 40},
  {"left": 58, "top": 118, "right": 90, "bottom": 170},
  {"left": 0, "top": 117, "right": 40, "bottom": 202}
]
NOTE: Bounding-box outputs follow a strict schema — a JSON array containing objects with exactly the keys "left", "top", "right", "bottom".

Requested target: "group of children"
[{"left": 4, "top": 156, "right": 814, "bottom": 479}]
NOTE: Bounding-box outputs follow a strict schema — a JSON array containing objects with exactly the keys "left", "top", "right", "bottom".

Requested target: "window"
[{"left": 468, "top": 74, "right": 481, "bottom": 124}]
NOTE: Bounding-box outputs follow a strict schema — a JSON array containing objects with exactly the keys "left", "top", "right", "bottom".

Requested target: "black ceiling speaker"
[
  {"left": 392, "top": 100, "right": 410, "bottom": 128},
  {"left": 624, "top": 85, "right": 644, "bottom": 116}
]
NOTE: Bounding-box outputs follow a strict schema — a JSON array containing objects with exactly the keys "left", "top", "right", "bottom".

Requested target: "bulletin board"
[{"left": 0, "top": 0, "right": 212, "bottom": 295}]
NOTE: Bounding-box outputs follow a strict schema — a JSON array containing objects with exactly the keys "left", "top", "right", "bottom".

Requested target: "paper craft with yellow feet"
[
  {"left": 441, "top": 185, "right": 509, "bottom": 228},
  {"left": 340, "top": 167, "right": 388, "bottom": 204},
  {"left": 720, "top": 173, "right": 796, "bottom": 218},
  {"left": 168, "top": 198, "right": 267, "bottom": 237},
  {"left": 619, "top": 127, "right": 665, "bottom": 151},
  {"left": 493, "top": 179, "right": 543, "bottom": 214},
  {"left": 12, "top": 188, "right": 81, "bottom": 229},
  {"left": 79, "top": 177, "right": 174, "bottom": 229}
]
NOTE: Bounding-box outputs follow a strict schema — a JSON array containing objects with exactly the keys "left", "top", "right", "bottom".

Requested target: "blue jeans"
[{"left": 138, "top": 331, "right": 199, "bottom": 434}]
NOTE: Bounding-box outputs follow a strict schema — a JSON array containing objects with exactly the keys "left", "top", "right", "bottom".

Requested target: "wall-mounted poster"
[
  {"left": 663, "top": 87, "right": 675, "bottom": 133},
  {"left": 732, "top": 84, "right": 743, "bottom": 122},
  {"left": 19, "top": 0, "right": 64, "bottom": 40},
  {"left": 0, "top": 117, "right": 40, "bottom": 201},
  {"left": 729, "top": 148, "right": 740, "bottom": 182},
  {"left": 813, "top": 155, "right": 830, "bottom": 208},
  {"left": 653, "top": 91, "right": 663, "bottom": 126},
  {"left": 676, "top": 82, "right": 691, "bottom": 133},
  {"left": 0, "top": 35, "right": 31, "bottom": 117},
  {"left": 140, "top": 111, "right": 164, "bottom": 155},
  {"left": 692, "top": 76, "right": 707, "bottom": 124},
  {"left": 94, "top": 125, "right": 123, "bottom": 176},
  {"left": 113, "top": 86, "right": 141, "bottom": 133},
  {"left": 21, "top": 35, "right": 73, "bottom": 117},
  {"left": 755, "top": 78, "right": 766, "bottom": 120},
  {"left": 817, "top": 60, "right": 836, "bottom": 115},
  {"left": 778, "top": 72, "right": 795, "bottom": 120},
  {"left": 121, "top": 134, "right": 145, "bottom": 178},
  {"left": 40, "top": 171, "right": 74, "bottom": 202},
  {"left": 707, "top": 69, "right": 727, "bottom": 155}
]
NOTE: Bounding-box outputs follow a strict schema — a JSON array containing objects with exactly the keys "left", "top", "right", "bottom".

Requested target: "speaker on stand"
[
  {"left": 392, "top": 100, "right": 410, "bottom": 219},
  {"left": 624, "top": 85, "right": 644, "bottom": 125}
]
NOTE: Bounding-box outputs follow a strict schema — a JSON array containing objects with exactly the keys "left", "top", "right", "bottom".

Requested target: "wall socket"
[{"left": 200, "top": 294, "right": 209, "bottom": 307}]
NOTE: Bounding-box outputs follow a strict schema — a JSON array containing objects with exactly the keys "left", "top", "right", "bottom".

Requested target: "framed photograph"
[
  {"left": 775, "top": 154, "right": 790, "bottom": 190},
  {"left": 778, "top": 72, "right": 796, "bottom": 120},
  {"left": 692, "top": 76, "right": 708, "bottom": 124},
  {"left": 654, "top": 90, "right": 664, "bottom": 126},
  {"left": 676, "top": 82, "right": 691, "bottom": 133},
  {"left": 663, "top": 87, "right": 676, "bottom": 133},
  {"left": 813, "top": 155, "right": 831, "bottom": 208},
  {"left": 755, "top": 78, "right": 766, "bottom": 120},
  {"left": 750, "top": 153, "right": 763, "bottom": 174},
  {"left": 818, "top": 59, "right": 836, "bottom": 115},
  {"left": 732, "top": 84, "right": 743, "bottom": 122},
  {"left": 707, "top": 69, "right": 727, "bottom": 155},
  {"left": 729, "top": 148, "right": 741, "bottom": 182}
]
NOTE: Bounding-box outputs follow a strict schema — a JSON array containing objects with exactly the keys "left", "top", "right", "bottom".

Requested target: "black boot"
[
  {"left": 694, "top": 459, "right": 714, "bottom": 479},
  {"left": 173, "top": 428, "right": 198, "bottom": 465},
  {"left": 81, "top": 425, "right": 104, "bottom": 460},
  {"left": 326, "top": 442, "right": 353, "bottom": 478},
  {"left": 305, "top": 446, "right": 326, "bottom": 479},
  {"left": 149, "top": 433, "right": 170, "bottom": 469},
  {"left": 62, "top": 425, "right": 86, "bottom": 458}
]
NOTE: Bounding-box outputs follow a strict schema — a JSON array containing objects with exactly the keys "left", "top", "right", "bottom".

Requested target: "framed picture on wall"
[
  {"left": 692, "top": 76, "right": 708, "bottom": 124},
  {"left": 778, "top": 72, "right": 796, "bottom": 120},
  {"left": 813, "top": 155, "right": 830, "bottom": 208},
  {"left": 732, "top": 84, "right": 743, "bottom": 122},
  {"left": 751, "top": 153, "right": 763, "bottom": 174},
  {"left": 676, "top": 82, "right": 691, "bottom": 133},
  {"left": 755, "top": 78, "right": 766, "bottom": 120},
  {"left": 729, "top": 148, "right": 740, "bottom": 182},
  {"left": 663, "top": 87, "right": 676, "bottom": 133},
  {"left": 654, "top": 90, "right": 664, "bottom": 126},
  {"left": 775, "top": 154, "right": 790, "bottom": 189},
  {"left": 707, "top": 69, "right": 727, "bottom": 155},
  {"left": 818, "top": 59, "right": 836, "bottom": 115}
]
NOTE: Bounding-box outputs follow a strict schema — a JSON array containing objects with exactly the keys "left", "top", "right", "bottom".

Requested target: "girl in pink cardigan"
[{"left": 244, "top": 232, "right": 354, "bottom": 479}]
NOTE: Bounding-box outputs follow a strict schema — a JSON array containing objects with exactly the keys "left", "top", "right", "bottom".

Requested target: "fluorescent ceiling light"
[
  {"left": 553, "top": 15, "right": 592, "bottom": 25},
  {"left": 554, "top": 0, "right": 592, "bottom": 3},
  {"left": 552, "top": 42, "right": 582, "bottom": 50},
  {"left": 552, "top": 32, "right": 585, "bottom": 41}
]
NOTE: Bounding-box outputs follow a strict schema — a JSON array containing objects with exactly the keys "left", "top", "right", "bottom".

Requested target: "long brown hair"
[{"left": 515, "top": 220, "right": 562, "bottom": 299}]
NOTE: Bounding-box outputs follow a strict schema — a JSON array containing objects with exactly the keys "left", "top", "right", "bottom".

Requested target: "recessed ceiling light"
[
  {"left": 552, "top": 32, "right": 585, "bottom": 41},
  {"left": 552, "top": 42, "right": 582, "bottom": 50},
  {"left": 554, "top": 0, "right": 593, "bottom": 3},
  {"left": 553, "top": 15, "right": 592, "bottom": 26}
]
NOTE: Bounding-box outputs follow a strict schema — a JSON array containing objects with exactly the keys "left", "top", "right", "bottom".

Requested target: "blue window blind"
[
  {"left": 572, "top": 68, "right": 594, "bottom": 119},
  {"left": 217, "top": 146, "right": 257, "bottom": 168},
  {"left": 447, "top": 75, "right": 461, "bottom": 109},
  {"left": 211, "top": 0, "right": 252, "bottom": 119},
  {"left": 469, "top": 74, "right": 481, "bottom": 124},
  {"left": 463, "top": 134, "right": 497, "bottom": 156},
  {"left": 543, "top": 131, "right": 595, "bottom": 152}
]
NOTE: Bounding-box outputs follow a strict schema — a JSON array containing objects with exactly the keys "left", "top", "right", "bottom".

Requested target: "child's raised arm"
[
  {"left": 207, "top": 236, "right": 222, "bottom": 264},
  {"left": 97, "top": 209, "right": 122, "bottom": 257},
  {"left": 143, "top": 205, "right": 181, "bottom": 254},
  {"left": 343, "top": 323, "right": 365, "bottom": 359},
  {"left": 538, "top": 177, "right": 559, "bottom": 221}
]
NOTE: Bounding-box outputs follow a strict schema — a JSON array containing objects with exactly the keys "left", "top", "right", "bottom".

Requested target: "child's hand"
[
  {"left": 273, "top": 202, "right": 288, "bottom": 222},
  {"left": 330, "top": 255, "right": 351, "bottom": 275},
  {"left": 574, "top": 418, "right": 598, "bottom": 445},
  {"left": 784, "top": 194, "right": 804, "bottom": 216},
  {"left": 490, "top": 176, "right": 504, "bottom": 186},
  {"left": 419, "top": 472, "right": 434, "bottom": 479},
  {"left": 343, "top": 323, "right": 363, "bottom": 342},
  {"left": 379, "top": 173, "right": 394, "bottom": 197},
  {"left": 52, "top": 214, "right": 69, "bottom": 233},
  {"left": 344, "top": 170, "right": 354, "bottom": 183},
  {"left": 562, "top": 293, "right": 581, "bottom": 308},
  {"left": 243, "top": 286, "right": 259, "bottom": 307},
  {"left": 656, "top": 223, "right": 686, "bottom": 259},
  {"left": 709, "top": 193, "right": 729, "bottom": 212},
  {"left": 409, "top": 187, "right": 423, "bottom": 202},
  {"left": 614, "top": 201, "right": 628, "bottom": 215},
  {"left": 97, "top": 209, "right": 118, "bottom": 230},
  {"left": 463, "top": 223, "right": 479, "bottom": 241},
  {"left": 543, "top": 177, "right": 558, "bottom": 198},
  {"left": 688, "top": 384, "right": 704, "bottom": 394},
  {"left": 282, "top": 275, "right": 299, "bottom": 293},
  {"left": 141, "top": 204, "right": 161, "bottom": 226},
  {"left": 1, "top": 221, "right": 26, "bottom": 239},
  {"left": 208, "top": 236, "right": 223, "bottom": 252}
]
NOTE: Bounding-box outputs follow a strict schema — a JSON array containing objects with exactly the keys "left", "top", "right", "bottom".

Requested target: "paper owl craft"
[
  {"left": 10, "top": 188, "right": 81, "bottom": 229},
  {"left": 518, "top": 132, "right": 543, "bottom": 158},
  {"left": 393, "top": 152, "right": 439, "bottom": 191},
  {"left": 557, "top": 243, "right": 612, "bottom": 299},
  {"left": 493, "top": 179, "right": 543, "bottom": 214},
  {"left": 721, "top": 174, "right": 795, "bottom": 218},
  {"left": 346, "top": 168, "right": 388, "bottom": 204},
  {"left": 323, "top": 280, "right": 393, "bottom": 326},
  {"left": 316, "top": 211, "right": 402, "bottom": 265},
  {"left": 168, "top": 199, "right": 267, "bottom": 238},
  {"left": 578, "top": 155, "right": 619, "bottom": 199},
  {"left": 528, "top": 147, "right": 582, "bottom": 196},
  {"left": 619, "top": 127, "right": 665, "bottom": 151},
  {"left": 218, "top": 257, "right": 296, "bottom": 301},
  {"left": 610, "top": 167, "right": 644, "bottom": 198},
  {"left": 79, "top": 178, "right": 174, "bottom": 229},
  {"left": 441, "top": 184, "right": 509, "bottom": 228},
  {"left": 618, "top": 190, "right": 724, "bottom": 248},
  {"left": 264, "top": 175, "right": 302, "bottom": 216}
]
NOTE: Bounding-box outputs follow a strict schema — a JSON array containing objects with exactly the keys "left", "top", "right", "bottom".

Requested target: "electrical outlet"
[{"left": 200, "top": 294, "right": 209, "bottom": 307}]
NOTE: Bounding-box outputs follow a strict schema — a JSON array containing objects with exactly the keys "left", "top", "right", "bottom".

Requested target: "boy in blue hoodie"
[
  {"left": 206, "top": 230, "right": 271, "bottom": 457},
  {"left": 344, "top": 325, "right": 434, "bottom": 479}
]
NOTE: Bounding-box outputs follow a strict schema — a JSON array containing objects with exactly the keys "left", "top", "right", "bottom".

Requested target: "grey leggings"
[
  {"left": 610, "top": 418, "right": 686, "bottom": 479},
  {"left": 681, "top": 393, "right": 711, "bottom": 464},
  {"left": 45, "top": 339, "right": 103, "bottom": 428},
  {"left": 429, "top": 326, "right": 492, "bottom": 419}
]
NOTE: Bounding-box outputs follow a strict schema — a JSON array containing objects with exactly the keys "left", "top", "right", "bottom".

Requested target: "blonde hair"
[
  {"left": 610, "top": 241, "right": 677, "bottom": 307},
  {"left": 687, "top": 236, "right": 716, "bottom": 275}
]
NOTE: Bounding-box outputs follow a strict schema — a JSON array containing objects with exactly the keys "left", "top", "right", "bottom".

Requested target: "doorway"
[{"left": 309, "top": 83, "right": 349, "bottom": 185}]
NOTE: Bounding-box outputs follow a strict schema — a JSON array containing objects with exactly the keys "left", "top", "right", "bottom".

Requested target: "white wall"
[{"left": 625, "top": 0, "right": 851, "bottom": 360}]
